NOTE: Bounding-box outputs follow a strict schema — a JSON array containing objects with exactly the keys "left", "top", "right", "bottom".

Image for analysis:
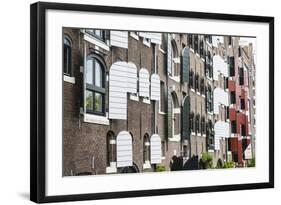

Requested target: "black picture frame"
[{"left": 30, "top": 2, "right": 274, "bottom": 203}]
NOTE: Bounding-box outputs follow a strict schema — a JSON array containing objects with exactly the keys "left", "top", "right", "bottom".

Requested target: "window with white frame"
[
  {"left": 86, "top": 29, "right": 106, "bottom": 42},
  {"left": 63, "top": 35, "right": 72, "bottom": 76},
  {"left": 85, "top": 54, "right": 106, "bottom": 116}
]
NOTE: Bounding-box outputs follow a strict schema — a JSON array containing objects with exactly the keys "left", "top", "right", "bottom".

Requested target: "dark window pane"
[
  {"left": 94, "top": 92, "right": 103, "bottom": 113},
  {"left": 63, "top": 37, "right": 71, "bottom": 75},
  {"left": 86, "top": 90, "right": 94, "bottom": 111}
]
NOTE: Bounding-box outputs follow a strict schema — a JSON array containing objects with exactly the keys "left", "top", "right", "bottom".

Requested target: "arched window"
[
  {"left": 63, "top": 35, "right": 72, "bottom": 76},
  {"left": 171, "top": 92, "right": 180, "bottom": 136},
  {"left": 107, "top": 131, "right": 116, "bottom": 167},
  {"left": 171, "top": 40, "right": 179, "bottom": 76},
  {"left": 85, "top": 54, "right": 106, "bottom": 115},
  {"left": 143, "top": 134, "right": 150, "bottom": 164}
]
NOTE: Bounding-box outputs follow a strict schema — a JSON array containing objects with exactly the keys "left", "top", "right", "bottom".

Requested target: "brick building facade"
[{"left": 63, "top": 28, "right": 255, "bottom": 176}]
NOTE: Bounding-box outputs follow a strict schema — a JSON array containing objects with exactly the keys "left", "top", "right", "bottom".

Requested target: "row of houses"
[{"left": 63, "top": 28, "right": 256, "bottom": 176}]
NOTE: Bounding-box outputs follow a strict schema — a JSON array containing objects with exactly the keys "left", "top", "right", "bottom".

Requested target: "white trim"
[
  {"left": 202, "top": 134, "right": 206, "bottom": 137},
  {"left": 190, "top": 48, "right": 194, "bottom": 53},
  {"left": 143, "top": 162, "right": 151, "bottom": 169},
  {"left": 130, "top": 32, "right": 139, "bottom": 40},
  {"left": 168, "top": 75, "right": 180, "bottom": 83},
  {"left": 190, "top": 88, "right": 195, "bottom": 93},
  {"left": 84, "top": 33, "right": 110, "bottom": 51},
  {"left": 158, "top": 45, "right": 166, "bottom": 54},
  {"left": 158, "top": 111, "right": 166, "bottom": 115},
  {"left": 201, "top": 57, "right": 205, "bottom": 62},
  {"left": 169, "top": 134, "right": 181, "bottom": 142},
  {"left": 143, "top": 38, "right": 151, "bottom": 47},
  {"left": 227, "top": 151, "right": 232, "bottom": 155},
  {"left": 196, "top": 53, "right": 200, "bottom": 58},
  {"left": 202, "top": 94, "right": 206, "bottom": 98},
  {"left": 191, "top": 132, "right": 196, "bottom": 136},
  {"left": 63, "top": 75, "right": 75, "bottom": 84},
  {"left": 173, "top": 108, "right": 181, "bottom": 114},
  {"left": 84, "top": 113, "right": 109, "bottom": 125},
  {"left": 173, "top": 57, "right": 181, "bottom": 64},
  {"left": 143, "top": 97, "right": 151, "bottom": 104},
  {"left": 106, "top": 163, "right": 117, "bottom": 174},
  {"left": 129, "top": 94, "right": 139, "bottom": 101},
  {"left": 196, "top": 91, "right": 201, "bottom": 95},
  {"left": 208, "top": 149, "right": 214, "bottom": 153}
]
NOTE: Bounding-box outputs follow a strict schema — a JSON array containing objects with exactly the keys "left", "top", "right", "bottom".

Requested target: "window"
[
  {"left": 200, "top": 78, "right": 205, "bottom": 94},
  {"left": 230, "top": 91, "right": 236, "bottom": 104},
  {"left": 189, "top": 71, "right": 194, "bottom": 88},
  {"left": 231, "top": 121, "right": 237, "bottom": 133},
  {"left": 63, "top": 36, "right": 72, "bottom": 76},
  {"left": 143, "top": 134, "right": 150, "bottom": 163},
  {"left": 201, "top": 117, "right": 205, "bottom": 134},
  {"left": 205, "top": 51, "right": 212, "bottom": 79},
  {"left": 206, "top": 85, "right": 213, "bottom": 112},
  {"left": 224, "top": 77, "right": 229, "bottom": 90},
  {"left": 228, "top": 36, "right": 232, "bottom": 46},
  {"left": 107, "top": 131, "right": 116, "bottom": 166},
  {"left": 238, "top": 46, "right": 241, "bottom": 57},
  {"left": 228, "top": 56, "right": 235, "bottom": 77},
  {"left": 183, "top": 145, "right": 188, "bottom": 157},
  {"left": 241, "top": 125, "right": 246, "bottom": 136},
  {"left": 194, "top": 35, "right": 199, "bottom": 53},
  {"left": 206, "top": 35, "right": 212, "bottom": 44},
  {"left": 195, "top": 74, "right": 199, "bottom": 91},
  {"left": 85, "top": 54, "right": 106, "bottom": 115},
  {"left": 188, "top": 34, "right": 193, "bottom": 49},
  {"left": 190, "top": 112, "right": 194, "bottom": 132},
  {"left": 239, "top": 67, "right": 244, "bottom": 85},
  {"left": 196, "top": 114, "right": 200, "bottom": 134},
  {"left": 171, "top": 41, "right": 179, "bottom": 76},
  {"left": 225, "top": 106, "right": 229, "bottom": 120},
  {"left": 86, "top": 29, "right": 106, "bottom": 42},
  {"left": 160, "top": 81, "right": 166, "bottom": 113},
  {"left": 207, "top": 120, "right": 214, "bottom": 150},
  {"left": 240, "top": 98, "right": 245, "bottom": 110},
  {"left": 199, "top": 37, "right": 204, "bottom": 56}
]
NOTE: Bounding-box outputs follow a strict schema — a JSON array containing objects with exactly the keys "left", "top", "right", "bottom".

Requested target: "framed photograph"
[{"left": 30, "top": 2, "right": 274, "bottom": 203}]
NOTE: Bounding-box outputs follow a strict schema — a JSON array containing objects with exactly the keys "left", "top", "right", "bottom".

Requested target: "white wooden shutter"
[
  {"left": 213, "top": 87, "right": 229, "bottom": 114},
  {"left": 213, "top": 55, "right": 228, "bottom": 80},
  {"left": 139, "top": 32, "right": 150, "bottom": 39},
  {"left": 167, "top": 34, "right": 172, "bottom": 74},
  {"left": 148, "top": 33, "right": 162, "bottom": 44},
  {"left": 214, "top": 121, "right": 230, "bottom": 150},
  {"left": 150, "top": 74, "right": 160, "bottom": 101},
  {"left": 109, "top": 62, "right": 137, "bottom": 120},
  {"left": 150, "top": 134, "right": 161, "bottom": 164},
  {"left": 139, "top": 68, "right": 150, "bottom": 97},
  {"left": 126, "top": 62, "right": 138, "bottom": 94},
  {"left": 110, "top": 31, "right": 128, "bottom": 48},
  {"left": 116, "top": 131, "right": 133, "bottom": 167}
]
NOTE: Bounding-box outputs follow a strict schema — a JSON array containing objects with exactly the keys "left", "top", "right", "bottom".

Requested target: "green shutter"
[
  {"left": 182, "top": 96, "right": 190, "bottom": 139},
  {"left": 167, "top": 91, "right": 173, "bottom": 138},
  {"left": 182, "top": 47, "right": 190, "bottom": 83}
]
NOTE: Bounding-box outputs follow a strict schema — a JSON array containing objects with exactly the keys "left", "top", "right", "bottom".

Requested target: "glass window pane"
[
  {"left": 94, "top": 61, "right": 102, "bottom": 87},
  {"left": 86, "top": 59, "right": 93, "bottom": 84},
  {"left": 95, "top": 92, "right": 103, "bottom": 113},
  {"left": 95, "top": 30, "right": 101, "bottom": 36},
  {"left": 86, "top": 90, "right": 93, "bottom": 111}
]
